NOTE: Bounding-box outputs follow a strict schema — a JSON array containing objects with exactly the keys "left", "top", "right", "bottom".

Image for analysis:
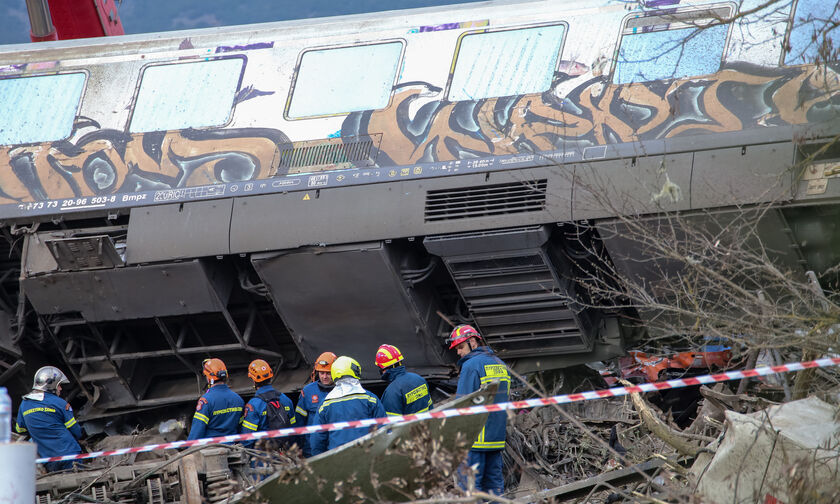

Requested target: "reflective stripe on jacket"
[
  {"left": 310, "top": 390, "right": 385, "bottom": 455},
  {"left": 15, "top": 392, "right": 82, "bottom": 458},
  {"left": 187, "top": 383, "right": 244, "bottom": 440},
  {"left": 456, "top": 346, "right": 510, "bottom": 451},
  {"left": 239, "top": 385, "right": 296, "bottom": 448},
  {"left": 381, "top": 365, "right": 433, "bottom": 416},
  {"left": 295, "top": 381, "right": 333, "bottom": 456},
  {"left": 240, "top": 385, "right": 296, "bottom": 431}
]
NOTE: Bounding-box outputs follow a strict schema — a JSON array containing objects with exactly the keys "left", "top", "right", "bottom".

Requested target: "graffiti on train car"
[
  {"left": 343, "top": 63, "right": 840, "bottom": 165},
  {"left": 1, "top": 63, "right": 838, "bottom": 206},
  {"left": 0, "top": 125, "right": 289, "bottom": 204}
]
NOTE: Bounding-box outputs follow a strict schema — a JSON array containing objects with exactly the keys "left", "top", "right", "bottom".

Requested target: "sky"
[{"left": 0, "top": 0, "right": 486, "bottom": 46}]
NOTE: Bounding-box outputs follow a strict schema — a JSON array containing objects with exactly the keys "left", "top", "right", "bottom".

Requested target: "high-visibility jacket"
[
  {"left": 241, "top": 385, "right": 296, "bottom": 432},
  {"left": 380, "top": 365, "right": 433, "bottom": 416},
  {"left": 295, "top": 381, "right": 332, "bottom": 456},
  {"left": 310, "top": 385, "right": 385, "bottom": 455},
  {"left": 456, "top": 346, "right": 510, "bottom": 451},
  {"left": 15, "top": 391, "right": 82, "bottom": 458},
  {"left": 239, "top": 385, "right": 296, "bottom": 448},
  {"left": 187, "top": 383, "right": 244, "bottom": 440}
]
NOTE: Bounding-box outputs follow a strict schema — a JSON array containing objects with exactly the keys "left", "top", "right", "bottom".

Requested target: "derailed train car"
[{"left": 0, "top": 0, "right": 837, "bottom": 420}]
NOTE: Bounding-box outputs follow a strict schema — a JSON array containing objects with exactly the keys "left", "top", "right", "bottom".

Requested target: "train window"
[
  {"left": 286, "top": 41, "right": 404, "bottom": 119},
  {"left": 613, "top": 5, "right": 733, "bottom": 84},
  {"left": 0, "top": 72, "right": 85, "bottom": 146},
  {"left": 129, "top": 57, "right": 244, "bottom": 133},
  {"left": 785, "top": 0, "right": 838, "bottom": 65},
  {"left": 447, "top": 24, "right": 566, "bottom": 102}
]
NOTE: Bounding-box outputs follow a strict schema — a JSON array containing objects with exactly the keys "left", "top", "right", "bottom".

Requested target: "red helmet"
[
  {"left": 448, "top": 324, "right": 481, "bottom": 349},
  {"left": 248, "top": 359, "right": 273, "bottom": 382},
  {"left": 202, "top": 358, "right": 227, "bottom": 382},
  {"left": 375, "top": 344, "right": 404, "bottom": 369}
]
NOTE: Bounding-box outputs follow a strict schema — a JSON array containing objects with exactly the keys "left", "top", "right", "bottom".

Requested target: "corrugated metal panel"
[
  {"left": 279, "top": 135, "right": 380, "bottom": 173},
  {"left": 425, "top": 227, "right": 596, "bottom": 358},
  {"left": 424, "top": 180, "right": 547, "bottom": 222}
]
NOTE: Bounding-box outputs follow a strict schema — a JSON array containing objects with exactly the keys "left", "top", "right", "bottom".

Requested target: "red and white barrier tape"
[{"left": 36, "top": 356, "right": 840, "bottom": 464}]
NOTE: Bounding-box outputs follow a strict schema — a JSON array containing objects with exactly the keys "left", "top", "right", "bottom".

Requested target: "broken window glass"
[
  {"left": 784, "top": 0, "right": 840, "bottom": 65},
  {"left": 613, "top": 6, "right": 732, "bottom": 84}
]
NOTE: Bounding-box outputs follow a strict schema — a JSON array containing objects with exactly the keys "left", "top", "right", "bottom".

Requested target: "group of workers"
[{"left": 12, "top": 324, "right": 510, "bottom": 494}]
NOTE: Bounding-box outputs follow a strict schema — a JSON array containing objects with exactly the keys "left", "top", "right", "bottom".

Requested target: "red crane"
[{"left": 26, "top": 0, "right": 124, "bottom": 41}]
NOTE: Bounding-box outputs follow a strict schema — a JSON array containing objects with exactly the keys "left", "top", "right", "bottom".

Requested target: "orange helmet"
[
  {"left": 314, "top": 352, "right": 337, "bottom": 372},
  {"left": 248, "top": 359, "right": 273, "bottom": 382},
  {"left": 375, "top": 344, "right": 404, "bottom": 369},
  {"left": 202, "top": 358, "right": 227, "bottom": 382},
  {"left": 448, "top": 324, "right": 481, "bottom": 349}
]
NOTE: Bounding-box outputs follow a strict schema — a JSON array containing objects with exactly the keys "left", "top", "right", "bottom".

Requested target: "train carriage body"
[{"left": 0, "top": 0, "right": 837, "bottom": 417}]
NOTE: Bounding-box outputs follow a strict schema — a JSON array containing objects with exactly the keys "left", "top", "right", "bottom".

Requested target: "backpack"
[{"left": 256, "top": 389, "right": 291, "bottom": 430}]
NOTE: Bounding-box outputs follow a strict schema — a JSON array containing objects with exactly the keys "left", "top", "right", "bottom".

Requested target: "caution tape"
[{"left": 36, "top": 356, "right": 840, "bottom": 464}]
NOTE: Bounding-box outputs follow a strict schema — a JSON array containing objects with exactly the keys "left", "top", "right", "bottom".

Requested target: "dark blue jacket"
[
  {"left": 295, "top": 381, "right": 332, "bottom": 456},
  {"left": 456, "top": 346, "right": 510, "bottom": 451},
  {"left": 15, "top": 392, "right": 82, "bottom": 458},
  {"left": 239, "top": 385, "right": 296, "bottom": 447},
  {"left": 310, "top": 389, "right": 385, "bottom": 455},
  {"left": 381, "top": 366, "right": 433, "bottom": 416},
  {"left": 188, "top": 383, "right": 244, "bottom": 440}
]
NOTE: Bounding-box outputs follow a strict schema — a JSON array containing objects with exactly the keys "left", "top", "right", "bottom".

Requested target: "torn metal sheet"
[
  {"left": 691, "top": 396, "right": 840, "bottom": 504},
  {"left": 233, "top": 383, "right": 499, "bottom": 504}
]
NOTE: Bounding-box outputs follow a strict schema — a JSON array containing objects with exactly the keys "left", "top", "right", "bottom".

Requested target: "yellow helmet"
[{"left": 331, "top": 356, "right": 362, "bottom": 381}]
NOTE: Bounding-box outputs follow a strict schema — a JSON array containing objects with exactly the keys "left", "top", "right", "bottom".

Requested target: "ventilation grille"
[
  {"left": 425, "top": 180, "right": 547, "bottom": 222},
  {"left": 45, "top": 235, "right": 125, "bottom": 271},
  {"left": 443, "top": 248, "right": 594, "bottom": 358},
  {"left": 278, "top": 134, "right": 380, "bottom": 174}
]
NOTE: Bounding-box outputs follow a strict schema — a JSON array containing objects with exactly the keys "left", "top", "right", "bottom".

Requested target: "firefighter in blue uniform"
[
  {"left": 14, "top": 366, "right": 83, "bottom": 472},
  {"left": 295, "top": 351, "right": 336, "bottom": 457},
  {"left": 450, "top": 324, "right": 510, "bottom": 495},
  {"left": 310, "top": 356, "right": 386, "bottom": 455},
  {"left": 187, "top": 358, "right": 244, "bottom": 440},
  {"left": 240, "top": 359, "right": 296, "bottom": 448},
  {"left": 374, "top": 344, "right": 433, "bottom": 416}
]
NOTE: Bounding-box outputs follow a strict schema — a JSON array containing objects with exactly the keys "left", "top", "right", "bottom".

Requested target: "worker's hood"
[
  {"left": 381, "top": 365, "right": 406, "bottom": 383},
  {"left": 325, "top": 377, "right": 365, "bottom": 400},
  {"left": 456, "top": 345, "right": 497, "bottom": 369},
  {"left": 23, "top": 390, "right": 45, "bottom": 401}
]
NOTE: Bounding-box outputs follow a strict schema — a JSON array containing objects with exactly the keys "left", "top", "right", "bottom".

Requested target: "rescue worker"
[
  {"left": 375, "top": 344, "right": 433, "bottom": 416},
  {"left": 187, "top": 358, "right": 244, "bottom": 440},
  {"left": 14, "top": 366, "right": 82, "bottom": 472},
  {"left": 295, "top": 351, "right": 336, "bottom": 457},
  {"left": 240, "top": 359, "right": 296, "bottom": 448},
  {"left": 310, "top": 356, "right": 385, "bottom": 455},
  {"left": 449, "top": 324, "right": 510, "bottom": 495}
]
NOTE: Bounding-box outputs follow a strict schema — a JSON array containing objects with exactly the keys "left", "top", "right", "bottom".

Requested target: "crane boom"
[{"left": 25, "top": 0, "right": 123, "bottom": 42}]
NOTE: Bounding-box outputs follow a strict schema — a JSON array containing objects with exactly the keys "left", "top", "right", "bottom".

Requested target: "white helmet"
[{"left": 32, "top": 366, "right": 70, "bottom": 392}]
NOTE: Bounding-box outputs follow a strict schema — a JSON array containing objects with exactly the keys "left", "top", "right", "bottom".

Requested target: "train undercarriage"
[{"left": 2, "top": 182, "right": 838, "bottom": 423}]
